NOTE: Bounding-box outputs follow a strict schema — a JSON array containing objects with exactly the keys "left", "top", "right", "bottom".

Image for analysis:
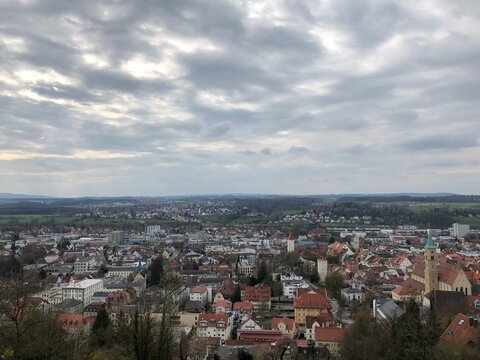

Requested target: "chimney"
[{"left": 469, "top": 317, "right": 474, "bottom": 326}]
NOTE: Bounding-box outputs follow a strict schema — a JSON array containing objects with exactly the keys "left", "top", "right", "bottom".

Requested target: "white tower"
[
  {"left": 317, "top": 257, "right": 328, "bottom": 282},
  {"left": 287, "top": 233, "right": 295, "bottom": 253},
  {"left": 352, "top": 235, "right": 360, "bottom": 253}
]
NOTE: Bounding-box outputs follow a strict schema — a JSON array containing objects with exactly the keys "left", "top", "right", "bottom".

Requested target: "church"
[{"left": 392, "top": 232, "right": 472, "bottom": 302}]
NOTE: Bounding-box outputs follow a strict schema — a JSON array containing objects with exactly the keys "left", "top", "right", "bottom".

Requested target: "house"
[
  {"left": 240, "top": 318, "right": 262, "bottom": 331},
  {"left": 314, "top": 327, "right": 346, "bottom": 356},
  {"left": 244, "top": 285, "right": 271, "bottom": 311},
  {"left": 294, "top": 289, "right": 331, "bottom": 324},
  {"left": 83, "top": 302, "right": 106, "bottom": 317},
  {"left": 213, "top": 291, "right": 225, "bottom": 303},
  {"left": 211, "top": 300, "right": 232, "bottom": 314},
  {"left": 197, "top": 312, "right": 233, "bottom": 341},
  {"left": 233, "top": 301, "right": 254, "bottom": 322},
  {"left": 271, "top": 317, "right": 295, "bottom": 338},
  {"left": 190, "top": 285, "right": 208, "bottom": 305},
  {"left": 304, "top": 309, "right": 336, "bottom": 340},
  {"left": 439, "top": 313, "right": 479, "bottom": 349},
  {"left": 57, "top": 314, "right": 95, "bottom": 334},
  {"left": 341, "top": 287, "right": 365, "bottom": 303}
]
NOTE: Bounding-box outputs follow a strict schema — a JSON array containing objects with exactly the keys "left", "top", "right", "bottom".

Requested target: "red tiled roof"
[
  {"left": 272, "top": 316, "right": 295, "bottom": 331},
  {"left": 238, "top": 329, "right": 284, "bottom": 342},
  {"left": 439, "top": 313, "right": 479, "bottom": 346},
  {"left": 294, "top": 291, "right": 331, "bottom": 310},
  {"left": 412, "top": 261, "right": 463, "bottom": 286},
  {"left": 244, "top": 285, "right": 271, "bottom": 302},
  {"left": 198, "top": 312, "right": 229, "bottom": 328},
  {"left": 233, "top": 301, "right": 253, "bottom": 311},
  {"left": 191, "top": 285, "right": 208, "bottom": 293},
  {"left": 305, "top": 309, "right": 335, "bottom": 328},
  {"left": 212, "top": 300, "right": 232, "bottom": 309},
  {"left": 392, "top": 277, "right": 424, "bottom": 296},
  {"left": 57, "top": 314, "right": 94, "bottom": 329},
  {"left": 314, "top": 327, "right": 345, "bottom": 343}
]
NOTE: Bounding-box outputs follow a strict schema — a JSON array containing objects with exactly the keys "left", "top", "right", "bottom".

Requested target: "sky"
[{"left": 0, "top": 0, "right": 479, "bottom": 197}]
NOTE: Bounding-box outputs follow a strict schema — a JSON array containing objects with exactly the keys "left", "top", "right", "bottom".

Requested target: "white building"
[
  {"left": 341, "top": 287, "right": 365, "bottom": 303},
  {"left": 237, "top": 260, "right": 255, "bottom": 276},
  {"left": 74, "top": 257, "right": 96, "bottom": 274},
  {"left": 317, "top": 258, "right": 328, "bottom": 283},
  {"left": 147, "top": 225, "right": 166, "bottom": 238},
  {"left": 197, "top": 312, "right": 233, "bottom": 340},
  {"left": 189, "top": 285, "right": 208, "bottom": 305},
  {"left": 283, "top": 280, "right": 310, "bottom": 299},
  {"left": 62, "top": 279, "right": 104, "bottom": 307},
  {"left": 287, "top": 234, "right": 295, "bottom": 253},
  {"left": 452, "top": 223, "right": 470, "bottom": 239}
]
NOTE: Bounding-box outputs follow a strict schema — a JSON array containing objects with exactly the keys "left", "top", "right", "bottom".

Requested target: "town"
[{"left": 0, "top": 195, "right": 479, "bottom": 359}]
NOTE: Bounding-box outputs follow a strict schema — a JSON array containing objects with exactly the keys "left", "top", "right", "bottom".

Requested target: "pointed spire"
[{"left": 425, "top": 230, "right": 436, "bottom": 249}]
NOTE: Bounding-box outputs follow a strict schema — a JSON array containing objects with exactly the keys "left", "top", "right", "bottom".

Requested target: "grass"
[
  {"left": 456, "top": 216, "right": 480, "bottom": 226},
  {"left": 408, "top": 202, "right": 480, "bottom": 214}
]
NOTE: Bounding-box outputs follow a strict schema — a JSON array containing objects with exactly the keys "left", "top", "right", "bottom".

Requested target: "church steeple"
[
  {"left": 425, "top": 231, "right": 436, "bottom": 249},
  {"left": 424, "top": 230, "right": 438, "bottom": 294}
]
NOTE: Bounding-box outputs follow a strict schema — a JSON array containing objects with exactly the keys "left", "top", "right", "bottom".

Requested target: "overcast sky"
[{"left": 0, "top": 0, "right": 479, "bottom": 196}]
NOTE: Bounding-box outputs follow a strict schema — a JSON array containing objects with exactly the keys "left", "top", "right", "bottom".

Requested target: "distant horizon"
[{"left": 2, "top": 191, "right": 480, "bottom": 200}]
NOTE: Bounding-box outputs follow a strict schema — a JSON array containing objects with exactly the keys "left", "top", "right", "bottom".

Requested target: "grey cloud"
[
  {"left": 288, "top": 146, "right": 310, "bottom": 154},
  {"left": 204, "top": 123, "right": 230, "bottom": 138},
  {"left": 0, "top": 0, "right": 479, "bottom": 195},
  {"left": 401, "top": 134, "right": 478, "bottom": 151}
]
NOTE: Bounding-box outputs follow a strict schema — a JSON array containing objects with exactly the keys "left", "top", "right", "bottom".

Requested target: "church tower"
[
  {"left": 424, "top": 231, "right": 438, "bottom": 294},
  {"left": 317, "top": 257, "right": 328, "bottom": 283},
  {"left": 287, "top": 233, "right": 295, "bottom": 253}
]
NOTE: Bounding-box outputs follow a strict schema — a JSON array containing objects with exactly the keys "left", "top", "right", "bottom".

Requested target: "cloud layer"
[{"left": 0, "top": 0, "right": 479, "bottom": 196}]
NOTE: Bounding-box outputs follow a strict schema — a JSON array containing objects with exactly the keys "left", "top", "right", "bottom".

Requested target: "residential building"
[
  {"left": 62, "top": 279, "right": 104, "bottom": 307},
  {"left": 244, "top": 285, "right": 271, "bottom": 311},
  {"left": 294, "top": 289, "right": 331, "bottom": 324},
  {"left": 190, "top": 285, "right": 209, "bottom": 305},
  {"left": 272, "top": 317, "right": 295, "bottom": 338},
  {"left": 452, "top": 223, "right": 470, "bottom": 239},
  {"left": 197, "top": 312, "right": 233, "bottom": 341},
  {"left": 211, "top": 299, "right": 232, "bottom": 314},
  {"left": 314, "top": 327, "right": 345, "bottom": 356},
  {"left": 439, "top": 313, "right": 479, "bottom": 349}
]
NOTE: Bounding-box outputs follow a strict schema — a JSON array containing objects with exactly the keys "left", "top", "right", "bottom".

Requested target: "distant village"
[{"left": 1, "top": 199, "right": 480, "bottom": 359}]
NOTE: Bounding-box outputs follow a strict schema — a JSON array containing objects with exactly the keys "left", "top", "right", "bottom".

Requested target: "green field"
[
  {"left": 456, "top": 216, "right": 480, "bottom": 226},
  {"left": 408, "top": 202, "right": 480, "bottom": 214}
]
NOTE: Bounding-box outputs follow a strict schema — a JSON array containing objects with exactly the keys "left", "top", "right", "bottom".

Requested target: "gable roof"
[
  {"left": 272, "top": 316, "right": 295, "bottom": 331},
  {"left": 305, "top": 308, "right": 335, "bottom": 328},
  {"left": 294, "top": 290, "right": 331, "bottom": 310},
  {"left": 314, "top": 327, "right": 345, "bottom": 343},
  {"left": 233, "top": 301, "right": 253, "bottom": 311},
  {"left": 198, "top": 312, "right": 229, "bottom": 327},
  {"left": 439, "top": 313, "right": 479, "bottom": 347},
  {"left": 244, "top": 285, "right": 271, "bottom": 302}
]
